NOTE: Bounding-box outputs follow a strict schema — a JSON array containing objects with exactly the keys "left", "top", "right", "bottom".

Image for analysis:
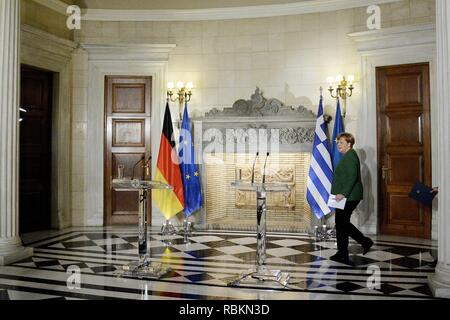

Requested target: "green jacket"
[{"left": 331, "top": 149, "right": 363, "bottom": 201}]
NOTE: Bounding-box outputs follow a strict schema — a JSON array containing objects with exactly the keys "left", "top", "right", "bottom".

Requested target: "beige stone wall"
[
  {"left": 74, "top": 0, "right": 435, "bottom": 122},
  {"left": 353, "top": 0, "right": 435, "bottom": 31},
  {"left": 21, "top": 0, "right": 74, "bottom": 40}
]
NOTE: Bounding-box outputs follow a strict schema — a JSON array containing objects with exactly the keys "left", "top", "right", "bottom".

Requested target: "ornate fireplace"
[{"left": 192, "top": 88, "right": 318, "bottom": 232}]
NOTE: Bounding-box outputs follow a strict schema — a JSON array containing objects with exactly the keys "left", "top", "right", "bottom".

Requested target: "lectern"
[
  {"left": 112, "top": 178, "right": 172, "bottom": 278},
  {"left": 228, "top": 181, "right": 291, "bottom": 287}
]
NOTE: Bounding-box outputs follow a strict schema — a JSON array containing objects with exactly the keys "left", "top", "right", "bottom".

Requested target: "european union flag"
[
  {"left": 331, "top": 98, "right": 345, "bottom": 169},
  {"left": 179, "top": 103, "right": 202, "bottom": 217}
]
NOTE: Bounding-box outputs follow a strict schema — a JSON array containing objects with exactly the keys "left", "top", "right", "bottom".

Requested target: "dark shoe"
[
  {"left": 330, "top": 252, "right": 349, "bottom": 264},
  {"left": 362, "top": 238, "right": 374, "bottom": 255}
]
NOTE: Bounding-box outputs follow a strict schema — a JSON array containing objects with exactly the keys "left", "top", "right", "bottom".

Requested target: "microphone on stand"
[
  {"left": 251, "top": 152, "right": 259, "bottom": 184},
  {"left": 144, "top": 156, "right": 152, "bottom": 178},
  {"left": 132, "top": 156, "right": 145, "bottom": 180},
  {"left": 262, "top": 152, "right": 270, "bottom": 184}
]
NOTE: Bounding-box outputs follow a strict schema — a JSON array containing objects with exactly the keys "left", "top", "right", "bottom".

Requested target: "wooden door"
[
  {"left": 377, "top": 63, "right": 432, "bottom": 239},
  {"left": 104, "top": 76, "right": 152, "bottom": 225},
  {"left": 19, "top": 66, "right": 53, "bottom": 233}
]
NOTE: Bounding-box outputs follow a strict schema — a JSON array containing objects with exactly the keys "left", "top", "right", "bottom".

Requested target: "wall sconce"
[
  {"left": 167, "top": 81, "right": 193, "bottom": 126},
  {"left": 326, "top": 75, "right": 355, "bottom": 117}
]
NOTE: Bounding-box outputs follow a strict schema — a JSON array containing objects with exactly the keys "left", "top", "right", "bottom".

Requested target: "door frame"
[
  {"left": 351, "top": 25, "right": 438, "bottom": 239},
  {"left": 104, "top": 76, "right": 153, "bottom": 226},
  {"left": 82, "top": 44, "right": 176, "bottom": 227},
  {"left": 20, "top": 25, "right": 77, "bottom": 230},
  {"left": 375, "top": 62, "right": 432, "bottom": 239}
]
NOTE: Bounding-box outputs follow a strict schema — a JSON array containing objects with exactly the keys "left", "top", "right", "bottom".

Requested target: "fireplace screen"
[{"left": 204, "top": 153, "right": 313, "bottom": 232}]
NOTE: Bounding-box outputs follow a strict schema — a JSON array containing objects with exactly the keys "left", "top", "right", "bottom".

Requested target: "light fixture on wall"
[
  {"left": 167, "top": 81, "right": 193, "bottom": 127},
  {"left": 326, "top": 75, "right": 355, "bottom": 117}
]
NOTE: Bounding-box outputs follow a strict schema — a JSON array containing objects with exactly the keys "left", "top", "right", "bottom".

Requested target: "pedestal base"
[
  {"left": 118, "top": 257, "right": 171, "bottom": 279},
  {"left": 428, "top": 263, "right": 450, "bottom": 298},
  {"left": 160, "top": 221, "right": 177, "bottom": 236},
  {"left": 0, "top": 247, "right": 34, "bottom": 266},
  {"left": 227, "top": 266, "right": 290, "bottom": 287}
]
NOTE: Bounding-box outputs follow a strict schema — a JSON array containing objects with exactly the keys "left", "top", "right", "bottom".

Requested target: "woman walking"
[{"left": 330, "top": 133, "right": 373, "bottom": 263}]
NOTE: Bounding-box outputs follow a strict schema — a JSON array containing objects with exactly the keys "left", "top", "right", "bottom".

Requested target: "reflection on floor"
[{"left": 0, "top": 227, "right": 441, "bottom": 300}]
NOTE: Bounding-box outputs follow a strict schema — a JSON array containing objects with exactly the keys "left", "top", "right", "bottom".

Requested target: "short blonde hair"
[{"left": 337, "top": 132, "right": 355, "bottom": 148}]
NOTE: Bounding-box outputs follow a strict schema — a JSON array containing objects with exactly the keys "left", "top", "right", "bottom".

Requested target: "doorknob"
[{"left": 382, "top": 166, "right": 391, "bottom": 180}]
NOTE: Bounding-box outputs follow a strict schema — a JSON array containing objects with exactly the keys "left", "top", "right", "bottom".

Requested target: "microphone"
[
  {"left": 251, "top": 152, "right": 259, "bottom": 184},
  {"left": 144, "top": 156, "right": 152, "bottom": 178},
  {"left": 262, "top": 152, "right": 270, "bottom": 184},
  {"left": 132, "top": 156, "right": 145, "bottom": 180}
]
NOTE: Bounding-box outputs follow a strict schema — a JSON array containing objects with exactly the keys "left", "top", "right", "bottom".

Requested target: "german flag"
[{"left": 153, "top": 102, "right": 184, "bottom": 219}]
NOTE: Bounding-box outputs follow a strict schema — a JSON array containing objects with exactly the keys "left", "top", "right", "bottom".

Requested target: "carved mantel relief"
[
  {"left": 235, "top": 166, "right": 296, "bottom": 210},
  {"left": 194, "top": 87, "right": 321, "bottom": 153}
]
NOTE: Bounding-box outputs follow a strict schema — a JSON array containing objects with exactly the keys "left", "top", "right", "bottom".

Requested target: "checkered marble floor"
[{"left": 0, "top": 227, "right": 442, "bottom": 300}]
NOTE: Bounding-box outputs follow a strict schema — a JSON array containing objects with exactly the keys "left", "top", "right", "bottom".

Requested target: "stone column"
[
  {"left": 0, "top": 0, "right": 33, "bottom": 265},
  {"left": 428, "top": 0, "right": 450, "bottom": 298}
]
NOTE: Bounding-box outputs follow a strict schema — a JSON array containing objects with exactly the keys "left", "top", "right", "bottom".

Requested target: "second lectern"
[{"left": 228, "top": 180, "right": 291, "bottom": 287}]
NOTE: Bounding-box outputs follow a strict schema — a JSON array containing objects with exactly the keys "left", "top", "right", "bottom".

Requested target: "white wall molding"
[
  {"left": 348, "top": 23, "right": 436, "bottom": 53},
  {"left": 32, "top": 0, "right": 68, "bottom": 15},
  {"left": 349, "top": 24, "right": 438, "bottom": 238},
  {"left": 21, "top": 24, "right": 77, "bottom": 230},
  {"left": 82, "top": 43, "right": 176, "bottom": 227},
  {"left": 80, "top": 0, "right": 400, "bottom": 21},
  {"left": 22, "top": 24, "right": 78, "bottom": 60},
  {"left": 81, "top": 44, "right": 176, "bottom": 61}
]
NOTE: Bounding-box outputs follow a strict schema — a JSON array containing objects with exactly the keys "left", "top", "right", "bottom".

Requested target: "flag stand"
[
  {"left": 160, "top": 220, "right": 178, "bottom": 247},
  {"left": 177, "top": 217, "right": 193, "bottom": 240},
  {"left": 160, "top": 217, "right": 194, "bottom": 245},
  {"left": 160, "top": 220, "right": 177, "bottom": 236},
  {"left": 313, "top": 215, "right": 336, "bottom": 241}
]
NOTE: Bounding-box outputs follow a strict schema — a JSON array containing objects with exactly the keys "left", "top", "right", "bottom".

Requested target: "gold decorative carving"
[{"left": 235, "top": 166, "right": 296, "bottom": 210}]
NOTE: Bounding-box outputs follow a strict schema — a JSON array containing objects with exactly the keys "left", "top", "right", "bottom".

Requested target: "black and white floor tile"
[{"left": 0, "top": 227, "right": 442, "bottom": 300}]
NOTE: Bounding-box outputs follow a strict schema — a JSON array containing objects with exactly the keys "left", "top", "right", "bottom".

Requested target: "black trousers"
[{"left": 335, "top": 200, "right": 367, "bottom": 255}]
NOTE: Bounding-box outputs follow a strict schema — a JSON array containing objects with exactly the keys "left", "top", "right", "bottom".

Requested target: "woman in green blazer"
[{"left": 330, "top": 133, "right": 373, "bottom": 264}]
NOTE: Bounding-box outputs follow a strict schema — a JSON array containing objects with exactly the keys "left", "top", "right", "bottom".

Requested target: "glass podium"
[
  {"left": 227, "top": 181, "right": 291, "bottom": 287},
  {"left": 112, "top": 178, "right": 172, "bottom": 279}
]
